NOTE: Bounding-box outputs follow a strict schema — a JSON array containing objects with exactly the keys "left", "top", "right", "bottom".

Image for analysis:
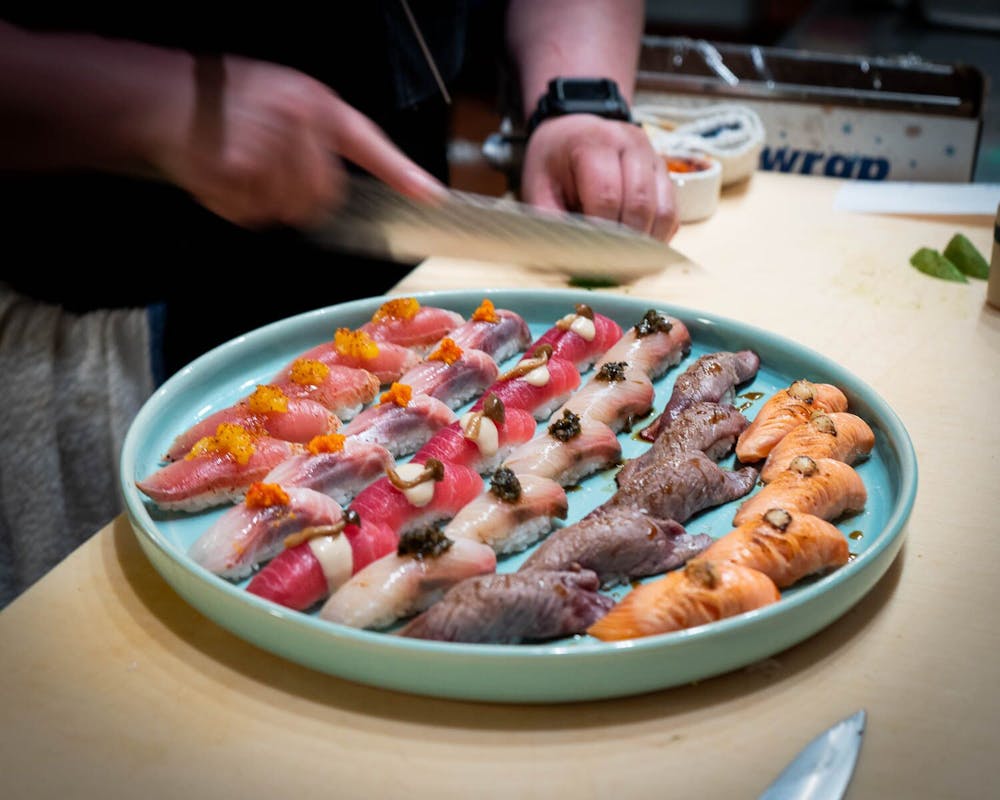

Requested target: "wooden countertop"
[{"left": 2, "top": 172, "right": 997, "bottom": 799}]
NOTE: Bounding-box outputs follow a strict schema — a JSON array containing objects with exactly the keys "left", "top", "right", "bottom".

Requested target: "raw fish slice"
[
  {"left": 341, "top": 393, "right": 457, "bottom": 457},
  {"left": 760, "top": 412, "right": 875, "bottom": 482},
  {"left": 471, "top": 352, "right": 581, "bottom": 420},
  {"left": 502, "top": 413, "right": 622, "bottom": 487},
  {"left": 520, "top": 506, "right": 712, "bottom": 588},
  {"left": 396, "top": 345, "right": 499, "bottom": 409},
  {"left": 530, "top": 305, "right": 623, "bottom": 371},
  {"left": 261, "top": 438, "right": 394, "bottom": 504},
  {"left": 398, "top": 568, "right": 614, "bottom": 644},
  {"left": 136, "top": 427, "right": 298, "bottom": 511},
  {"left": 640, "top": 350, "right": 760, "bottom": 442},
  {"left": 413, "top": 405, "right": 538, "bottom": 475},
  {"left": 271, "top": 360, "right": 380, "bottom": 421},
  {"left": 358, "top": 298, "right": 464, "bottom": 351},
  {"left": 702, "top": 509, "right": 849, "bottom": 588},
  {"left": 445, "top": 471, "right": 568, "bottom": 555},
  {"left": 596, "top": 310, "right": 691, "bottom": 379},
  {"left": 289, "top": 332, "right": 420, "bottom": 386},
  {"left": 189, "top": 486, "right": 345, "bottom": 579},
  {"left": 319, "top": 534, "right": 497, "bottom": 630},
  {"left": 560, "top": 361, "right": 655, "bottom": 433},
  {"left": 733, "top": 456, "right": 867, "bottom": 526},
  {"left": 446, "top": 304, "right": 533, "bottom": 363},
  {"left": 735, "top": 380, "right": 849, "bottom": 462},
  {"left": 587, "top": 559, "right": 780, "bottom": 641},
  {"left": 165, "top": 390, "right": 339, "bottom": 462}
]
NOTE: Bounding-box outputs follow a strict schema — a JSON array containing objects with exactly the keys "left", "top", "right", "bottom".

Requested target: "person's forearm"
[
  {"left": 0, "top": 21, "right": 192, "bottom": 173},
  {"left": 505, "top": 0, "right": 645, "bottom": 118}
]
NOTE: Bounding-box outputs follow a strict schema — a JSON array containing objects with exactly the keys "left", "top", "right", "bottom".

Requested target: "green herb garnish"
[
  {"left": 943, "top": 234, "right": 989, "bottom": 280},
  {"left": 909, "top": 247, "right": 967, "bottom": 283}
]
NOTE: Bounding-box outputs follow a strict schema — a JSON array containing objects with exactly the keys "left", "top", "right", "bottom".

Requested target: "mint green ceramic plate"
[{"left": 120, "top": 289, "right": 917, "bottom": 703}]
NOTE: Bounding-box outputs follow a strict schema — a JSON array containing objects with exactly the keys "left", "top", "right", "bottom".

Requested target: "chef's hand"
[
  {"left": 149, "top": 55, "right": 446, "bottom": 228},
  {"left": 520, "top": 114, "right": 678, "bottom": 241}
]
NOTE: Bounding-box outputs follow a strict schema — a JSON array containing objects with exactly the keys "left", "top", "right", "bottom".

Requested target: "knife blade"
[
  {"left": 757, "top": 710, "right": 867, "bottom": 800},
  {"left": 304, "top": 173, "right": 686, "bottom": 283}
]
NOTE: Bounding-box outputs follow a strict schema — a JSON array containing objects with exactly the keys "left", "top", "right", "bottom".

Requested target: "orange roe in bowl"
[
  {"left": 372, "top": 297, "right": 420, "bottom": 323},
  {"left": 380, "top": 382, "right": 412, "bottom": 407},
  {"left": 185, "top": 423, "right": 256, "bottom": 465},
  {"left": 334, "top": 327, "right": 379, "bottom": 360},
  {"left": 308, "top": 433, "right": 346, "bottom": 455},
  {"left": 289, "top": 359, "right": 330, "bottom": 386},
  {"left": 245, "top": 482, "right": 290, "bottom": 509},
  {"left": 471, "top": 298, "right": 499, "bottom": 323},
  {"left": 246, "top": 384, "right": 289, "bottom": 414},
  {"left": 427, "top": 337, "right": 463, "bottom": 365}
]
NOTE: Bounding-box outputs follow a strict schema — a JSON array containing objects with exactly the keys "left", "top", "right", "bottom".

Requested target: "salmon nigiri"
[
  {"left": 735, "top": 380, "right": 848, "bottom": 463},
  {"left": 733, "top": 456, "right": 867, "bottom": 526},
  {"left": 702, "top": 508, "right": 849, "bottom": 588},
  {"left": 587, "top": 559, "right": 780, "bottom": 641},
  {"left": 760, "top": 412, "right": 875, "bottom": 482}
]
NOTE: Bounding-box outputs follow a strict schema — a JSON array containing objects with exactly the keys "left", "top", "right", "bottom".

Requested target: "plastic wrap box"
[{"left": 634, "top": 37, "right": 986, "bottom": 182}]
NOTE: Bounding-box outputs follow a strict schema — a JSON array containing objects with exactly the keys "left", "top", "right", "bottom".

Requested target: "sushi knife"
[
  {"left": 757, "top": 710, "right": 867, "bottom": 800},
  {"left": 303, "top": 172, "right": 687, "bottom": 283}
]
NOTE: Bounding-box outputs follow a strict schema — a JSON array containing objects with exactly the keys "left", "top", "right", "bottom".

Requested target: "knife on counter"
[
  {"left": 304, "top": 172, "right": 687, "bottom": 283},
  {"left": 757, "top": 710, "right": 867, "bottom": 800}
]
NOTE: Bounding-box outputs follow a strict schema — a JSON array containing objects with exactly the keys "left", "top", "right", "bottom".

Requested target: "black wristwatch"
[{"left": 526, "top": 78, "right": 633, "bottom": 138}]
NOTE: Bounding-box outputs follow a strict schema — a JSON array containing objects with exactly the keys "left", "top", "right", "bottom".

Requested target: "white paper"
[{"left": 834, "top": 182, "right": 1000, "bottom": 215}]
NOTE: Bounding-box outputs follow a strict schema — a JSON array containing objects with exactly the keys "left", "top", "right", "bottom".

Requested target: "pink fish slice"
[
  {"left": 530, "top": 304, "right": 623, "bottom": 371},
  {"left": 341, "top": 392, "right": 457, "bottom": 458},
  {"left": 595, "top": 310, "right": 692, "bottom": 379},
  {"left": 271, "top": 360, "right": 380, "bottom": 421},
  {"left": 396, "top": 345, "right": 499, "bottom": 410},
  {"left": 471, "top": 348, "right": 581, "bottom": 421},
  {"left": 289, "top": 331, "right": 420, "bottom": 386},
  {"left": 446, "top": 304, "right": 533, "bottom": 363},
  {"left": 261, "top": 437, "right": 394, "bottom": 505},
  {"left": 358, "top": 298, "right": 464, "bottom": 351}
]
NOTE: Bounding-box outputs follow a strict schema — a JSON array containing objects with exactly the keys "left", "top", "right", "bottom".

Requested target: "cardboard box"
[{"left": 634, "top": 37, "right": 986, "bottom": 182}]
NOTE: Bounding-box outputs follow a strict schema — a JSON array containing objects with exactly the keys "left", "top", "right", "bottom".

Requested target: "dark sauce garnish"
[
  {"left": 489, "top": 466, "right": 522, "bottom": 503},
  {"left": 596, "top": 361, "right": 627, "bottom": 382},
  {"left": 738, "top": 391, "right": 765, "bottom": 401},
  {"left": 849, "top": 530, "right": 864, "bottom": 541},
  {"left": 397, "top": 526, "right": 453, "bottom": 560},
  {"left": 548, "top": 409, "right": 582, "bottom": 442},
  {"left": 634, "top": 309, "right": 673, "bottom": 337}
]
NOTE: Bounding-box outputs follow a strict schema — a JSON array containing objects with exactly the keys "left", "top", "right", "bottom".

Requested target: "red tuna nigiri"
[{"left": 530, "top": 304, "right": 623, "bottom": 371}]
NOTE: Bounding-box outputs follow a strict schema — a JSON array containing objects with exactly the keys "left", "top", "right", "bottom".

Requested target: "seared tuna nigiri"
[
  {"left": 502, "top": 412, "right": 622, "bottom": 487},
  {"left": 189, "top": 485, "right": 346, "bottom": 580},
  {"left": 261, "top": 435, "right": 393, "bottom": 504},
  {"left": 288, "top": 328, "right": 420, "bottom": 385},
  {"left": 396, "top": 341, "right": 498, "bottom": 409},
  {"left": 733, "top": 456, "right": 867, "bottom": 526},
  {"left": 341, "top": 388, "right": 457, "bottom": 458},
  {"left": 587, "top": 559, "right": 780, "bottom": 641},
  {"left": 596, "top": 310, "right": 691, "bottom": 379},
  {"left": 137, "top": 424, "right": 297, "bottom": 511},
  {"left": 735, "top": 380, "right": 849, "bottom": 463},
  {"left": 165, "top": 385, "right": 339, "bottom": 462},
  {"left": 319, "top": 530, "right": 497, "bottom": 630},
  {"left": 760, "top": 412, "right": 875, "bottom": 482},
  {"left": 471, "top": 346, "right": 581, "bottom": 421},
  {"left": 530, "top": 304, "right": 623, "bottom": 371},
  {"left": 445, "top": 469, "right": 569, "bottom": 555},
  {"left": 359, "top": 297, "right": 464, "bottom": 351},
  {"left": 445, "top": 300, "right": 533, "bottom": 363},
  {"left": 702, "top": 508, "right": 849, "bottom": 588},
  {"left": 398, "top": 568, "right": 614, "bottom": 644},
  {"left": 271, "top": 359, "right": 380, "bottom": 421}
]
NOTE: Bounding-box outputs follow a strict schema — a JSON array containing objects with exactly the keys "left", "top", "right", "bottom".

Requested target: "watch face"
[{"left": 557, "top": 79, "right": 613, "bottom": 102}]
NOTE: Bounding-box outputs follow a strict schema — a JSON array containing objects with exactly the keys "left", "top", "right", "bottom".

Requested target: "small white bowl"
[{"left": 663, "top": 152, "right": 723, "bottom": 223}]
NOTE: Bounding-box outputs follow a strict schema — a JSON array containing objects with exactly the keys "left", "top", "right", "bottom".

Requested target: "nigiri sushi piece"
[
  {"left": 596, "top": 309, "right": 691, "bottom": 379},
  {"left": 271, "top": 359, "right": 380, "bottom": 421},
  {"left": 530, "top": 304, "right": 623, "bottom": 371},
  {"left": 260, "top": 435, "right": 394, "bottom": 504},
  {"left": 396, "top": 341, "right": 498, "bottom": 409},
  {"left": 735, "top": 380, "right": 849, "bottom": 463},
  {"left": 413, "top": 398, "right": 538, "bottom": 475},
  {"left": 732, "top": 456, "right": 867, "bottom": 526},
  {"left": 319, "top": 530, "right": 497, "bottom": 630},
  {"left": 446, "top": 300, "right": 533, "bottom": 363},
  {"left": 164, "top": 385, "right": 339, "bottom": 462},
  {"left": 288, "top": 328, "right": 420, "bottom": 385},
  {"left": 501, "top": 412, "right": 622, "bottom": 487},
  {"left": 702, "top": 508, "right": 849, "bottom": 588},
  {"left": 398, "top": 568, "right": 615, "bottom": 644},
  {"left": 471, "top": 345, "right": 581, "bottom": 420},
  {"left": 587, "top": 559, "right": 780, "bottom": 641},
  {"left": 640, "top": 350, "right": 760, "bottom": 442},
  {"left": 188, "top": 484, "right": 346, "bottom": 580},
  {"left": 341, "top": 387, "right": 457, "bottom": 458},
  {"left": 358, "top": 297, "right": 464, "bottom": 351},
  {"left": 760, "top": 412, "right": 875, "bottom": 482},
  {"left": 136, "top": 424, "right": 298, "bottom": 511},
  {"left": 445, "top": 469, "right": 568, "bottom": 555},
  {"left": 519, "top": 506, "right": 712, "bottom": 588},
  {"left": 560, "top": 360, "right": 655, "bottom": 433}
]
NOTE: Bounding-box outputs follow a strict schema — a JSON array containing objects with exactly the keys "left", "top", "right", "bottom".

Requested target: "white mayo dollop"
[
  {"left": 308, "top": 535, "right": 354, "bottom": 593},
  {"left": 393, "top": 462, "right": 436, "bottom": 507},
  {"left": 522, "top": 365, "right": 551, "bottom": 386},
  {"left": 559, "top": 312, "right": 596, "bottom": 341},
  {"left": 460, "top": 412, "right": 499, "bottom": 457}
]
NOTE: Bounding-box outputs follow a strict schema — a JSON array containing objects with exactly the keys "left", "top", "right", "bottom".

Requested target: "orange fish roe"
[
  {"left": 307, "top": 433, "right": 346, "bottom": 455},
  {"left": 380, "top": 382, "right": 412, "bottom": 407},
  {"left": 372, "top": 297, "right": 420, "bottom": 323},
  {"left": 185, "top": 423, "right": 256, "bottom": 465},
  {"left": 427, "top": 337, "right": 463, "bottom": 365},
  {"left": 334, "top": 327, "right": 380, "bottom": 360},
  {"left": 246, "top": 384, "right": 289, "bottom": 414},
  {"left": 245, "top": 482, "right": 290, "bottom": 509},
  {"left": 471, "top": 298, "right": 499, "bottom": 323},
  {"left": 289, "top": 358, "right": 330, "bottom": 386}
]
